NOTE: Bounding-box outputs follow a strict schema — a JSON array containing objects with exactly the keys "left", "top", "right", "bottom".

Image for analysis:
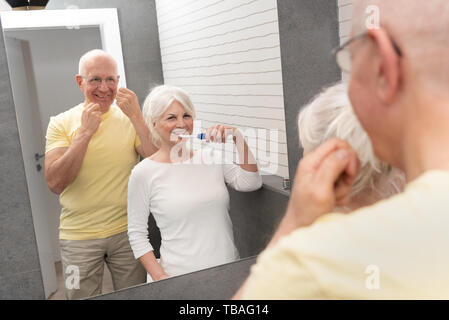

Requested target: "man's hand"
[
  {"left": 116, "top": 87, "right": 142, "bottom": 122},
  {"left": 233, "top": 139, "right": 360, "bottom": 300},
  {"left": 289, "top": 138, "right": 360, "bottom": 228},
  {"left": 45, "top": 103, "right": 102, "bottom": 194},
  {"left": 116, "top": 87, "right": 157, "bottom": 158},
  {"left": 80, "top": 103, "right": 102, "bottom": 137}
]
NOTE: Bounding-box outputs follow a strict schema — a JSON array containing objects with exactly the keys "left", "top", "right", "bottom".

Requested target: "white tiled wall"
[
  {"left": 338, "top": 0, "right": 353, "bottom": 81},
  {"left": 155, "top": 0, "right": 289, "bottom": 178},
  {"left": 339, "top": 0, "right": 353, "bottom": 44}
]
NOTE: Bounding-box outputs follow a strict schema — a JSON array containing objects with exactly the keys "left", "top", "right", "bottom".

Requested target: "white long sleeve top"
[{"left": 127, "top": 148, "right": 263, "bottom": 277}]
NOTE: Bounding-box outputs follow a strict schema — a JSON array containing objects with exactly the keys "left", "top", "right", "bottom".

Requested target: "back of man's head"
[{"left": 353, "top": 0, "right": 449, "bottom": 91}]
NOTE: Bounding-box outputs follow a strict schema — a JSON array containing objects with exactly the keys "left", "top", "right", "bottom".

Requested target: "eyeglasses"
[
  {"left": 82, "top": 76, "right": 118, "bottom": 87},
  {"left": 332, "top": 32, "right": 402, "bottom": 73}
]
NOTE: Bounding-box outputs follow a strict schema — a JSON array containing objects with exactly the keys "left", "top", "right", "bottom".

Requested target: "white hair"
[
  {"left": 142, "top": 85, "right": 196, "bottom": 148},
  {"left": 298, "top": 82, "right": 404, "bottom": 199},
  {"left": 78, "top": 49, "right": 117, "bottom": 76}
]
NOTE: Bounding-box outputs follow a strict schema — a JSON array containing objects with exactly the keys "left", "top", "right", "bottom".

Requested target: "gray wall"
[
  {"left": 0, "top": 18, "right": 45, "bottom": 299},
  {"left": 229, "top": 185, "right": 288, "bottom": 258},
  {"left": 277, "top": 0, "right": 341, "bottom": 180},
  {"left": 46, "top": 0, "right": 164, "bottom": 105}
]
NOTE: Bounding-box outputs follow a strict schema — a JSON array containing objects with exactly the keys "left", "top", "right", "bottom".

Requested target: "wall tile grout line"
[
  {"left": 157, "top": 0, "right": 289, "bottom": 177},
  {"left": 159, "top": 7, "right": 277, "bottom": 43},
  {"left": 175, "top": 83, "right": 283, "bottom": 87},
  {"left": 161, "top": 33, "right": 279, "bottom": 58},
  {"left": 164, "top": 69, "right": 281, "bottom": 79},
  {"left": 192, "top": 102, "right": 284, "bottom": 110},
  {"left": 162, "top": 45, "right": 280, "bottom": 64},
  {"left": 159, "top": 0, "right": 260, "bottom": 33},
  {"left": 160, "top": 20, "right": 278, "bottom": 51},
  {"left": 157, "top": 0, "right": 213, "bottom": 21}
]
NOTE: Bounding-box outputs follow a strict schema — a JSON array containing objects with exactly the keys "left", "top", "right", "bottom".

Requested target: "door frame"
[
  {"left": 0, "top": 8, "right": 127, "bottom": 299},
  {"left": 0, "top": 8, "right": 127, "bottom": 87}
]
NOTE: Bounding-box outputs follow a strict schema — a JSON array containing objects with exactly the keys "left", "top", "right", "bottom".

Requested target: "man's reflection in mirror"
[{"left": 44, "top": 49, "right": 156, "bottom": 299}]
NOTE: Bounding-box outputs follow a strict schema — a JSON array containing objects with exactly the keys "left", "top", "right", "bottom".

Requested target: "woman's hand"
[
  {"left": 205, "top": 124, "right": 236, "bottom": 143},
  {"left": 205, "top": 124, "right": 258, "bottom": 172},
  {"left": 138, "top": 251, "right": 170, "bottom": 282},
  {"left": 154, "top": 273, "right": 170, "bottom": 281}
]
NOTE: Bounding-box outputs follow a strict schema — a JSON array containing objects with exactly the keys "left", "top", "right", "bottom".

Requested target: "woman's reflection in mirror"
[{"left": 127, "top": 85, "right": 262, "bottom": 281}]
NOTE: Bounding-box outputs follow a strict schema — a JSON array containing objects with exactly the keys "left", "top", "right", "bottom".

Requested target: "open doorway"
[
  {"left": 4, "top": 26, "right": 102, "bottom": 299},
  {"left": 1, "top": 8, "right": 127, "bottom": 299}
]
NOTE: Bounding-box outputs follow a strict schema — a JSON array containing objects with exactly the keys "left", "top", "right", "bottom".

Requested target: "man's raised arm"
[{"left": 116, "top": 87, "right": 157, "bottom": 158}]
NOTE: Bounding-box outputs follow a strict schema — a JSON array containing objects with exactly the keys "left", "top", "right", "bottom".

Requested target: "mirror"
[
  {"left": 1, "top": 8, "right": 127, "bottom": 299},
  {"left": 2, "top": 1, "right": 288, "bottom": 300}
]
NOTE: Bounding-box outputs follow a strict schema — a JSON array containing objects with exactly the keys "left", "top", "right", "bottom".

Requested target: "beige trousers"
[{"left": 60, "top": 231, "right": 146, "bottom": 300}]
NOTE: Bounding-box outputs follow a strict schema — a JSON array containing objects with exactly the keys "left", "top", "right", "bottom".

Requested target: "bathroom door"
[{"left": 4, "top": 36, "right": 58, "bottom": 299}]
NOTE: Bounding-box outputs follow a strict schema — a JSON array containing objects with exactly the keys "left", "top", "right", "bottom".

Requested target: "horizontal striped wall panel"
[
  {"left": 155, "top": 0, "right": 289, "bottom": 177},
  {"left": 338, "top": 0, "right": 353, "bottom": 44},
  {"left": 339, "top": 0, "right": 353, "bottom": 81}
]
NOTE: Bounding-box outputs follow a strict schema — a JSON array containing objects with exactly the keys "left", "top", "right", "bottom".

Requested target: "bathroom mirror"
[
  {"left": 1, "top": 8, "right": 126, "bottom": 299},
  {"left": 2, "top": 0, "right": 289, "bottom": 300}
]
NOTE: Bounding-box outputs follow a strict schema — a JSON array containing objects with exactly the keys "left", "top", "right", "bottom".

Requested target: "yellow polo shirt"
[
  {"left": 242, "top": 171, "right": 449, "bottom": 299},
  {"left": 45, "top": 103, "right": 140, "bottom": 240}
]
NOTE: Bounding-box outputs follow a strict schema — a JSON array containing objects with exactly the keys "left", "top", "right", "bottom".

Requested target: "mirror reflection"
[
  {"left": 3, "top": 1, "right": 287, "bottom": 300},
  {"left": 2, "top": 8, "right": 137, "bottom": 300},
  {"left": 127, "top": 84, "right": 262, "bottom": 284}
]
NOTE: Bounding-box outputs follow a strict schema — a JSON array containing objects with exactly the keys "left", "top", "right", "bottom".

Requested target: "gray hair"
[
  {"left": 78, "top": 49, "right": 117, "bottom": 76},
  {"left": 298, "top": 82, "right": 404, "bottom": 199},
  {"left": 142, "top": 85, "right": 196, "bottom": 148}
]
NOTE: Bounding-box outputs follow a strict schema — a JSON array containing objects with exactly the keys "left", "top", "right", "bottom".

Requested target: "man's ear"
[
  {"left": 368, "top": 28, "right": 401, "bottom": 104},
  {"left": 75, "top": 75, "right": 84, "bottom": 89}
]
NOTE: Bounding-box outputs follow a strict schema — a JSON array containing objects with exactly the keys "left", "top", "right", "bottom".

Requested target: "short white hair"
[
  {"left": 298, "top": 82, "right": 403, "bottom": 199},
  {"left": 78, "top": 49, "right": 117, "bottom": 76},
  {"left": 142, "top": 85, "right": 196, "bottom": 148}
]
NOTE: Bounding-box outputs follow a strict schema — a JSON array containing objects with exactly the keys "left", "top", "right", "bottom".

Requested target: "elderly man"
[
  {"left": 235, "top": 0, "right": 449, "bottom": 299},
  {"left": 45, "top": 49, "right": 156, "bottom": 299}
]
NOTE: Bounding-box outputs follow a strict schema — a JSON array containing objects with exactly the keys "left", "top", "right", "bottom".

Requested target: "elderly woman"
[
  {"left": 298, "top": 82, "right": 405, "bottom": 212},
  {"left": 127, "top": 85, "right": 262, "bottom": 281}
]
